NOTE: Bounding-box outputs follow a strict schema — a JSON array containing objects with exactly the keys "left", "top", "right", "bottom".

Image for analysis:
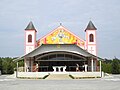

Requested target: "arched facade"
[{"left": 34, "top": 51, "right": 88, "bottom": 72}]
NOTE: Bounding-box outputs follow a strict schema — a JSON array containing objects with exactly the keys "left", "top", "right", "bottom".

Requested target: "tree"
[
  {"left": 0, "top": 57, "right": 24, "bottom": 74},
  {"left": 102, "top": 61, "right": 112, "bottom": 73},
  {"left": 0, "top": 58, "right": 2, "bottom": 74},
  {"left": 111, "top": 58, "right": 120, "bottom": 74},
  {"left": 2, "top": 57, "right": 15, "bottom": 74}
]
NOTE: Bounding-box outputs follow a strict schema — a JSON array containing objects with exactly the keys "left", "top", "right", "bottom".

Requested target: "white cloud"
[{"left": 0, "top": 0, "right": 120, "bottom": 58}]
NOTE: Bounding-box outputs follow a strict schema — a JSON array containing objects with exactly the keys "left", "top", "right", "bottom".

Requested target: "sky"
[{"left": 0, "top": 0, "right": 120, "bottom": 59}]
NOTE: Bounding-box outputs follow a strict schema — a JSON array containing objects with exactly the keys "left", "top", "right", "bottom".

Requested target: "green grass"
[
  {"left": 17, "top": 74, "right": 50, "bottom": 79},
  {"left": 69, "top": 75, "right": 101, "bottom": 79},
  {"left": 43, "top": 75, "right": 49, "bottom": 79},
  {"left": 69, "top": 75, "right": 74, "bottom": 79},
  {"left": 17, "top": 77, "right": 43, "bottom": 79}
]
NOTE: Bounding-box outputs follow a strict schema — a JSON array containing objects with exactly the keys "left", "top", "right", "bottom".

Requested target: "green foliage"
[
  {"left": 1, "top": 57, "right": 15, "bottom": 74},
  {"left": 0, "top": 57, "right": 24, "bottom": 74},
  {"left": 0, "top": 58, "right": 2, "bottom": 73},
  {"left": 111, "top": 58, "right": 120, "bottom": 74},
  {"left": 14, "top": 59, "right": 24, "bottom": 71},
  {"left": 18, "top": 59, "right": 24, "bottom": 67},
  {"left": 102, "top": 58, "right": 120, "bottom": 74},
  {"left": 102, "top": 61, "right": 111, "bottom": 73}
]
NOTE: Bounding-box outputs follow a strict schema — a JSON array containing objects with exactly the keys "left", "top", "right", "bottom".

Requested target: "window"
[
  {"left": 57, "top": 54, "right": 64, "bottom": 60},
  {"left": 49, "top": 54, "right": 57, "bottom": 60},
  {"left": 37, "top": 53, "right": 83, "bottom": 61},
  {"left": 89, "top": 34, "right": 94, "bottom": 42},
  {"left": 28, "top": 34, "right": 32, "bottom": 42}
]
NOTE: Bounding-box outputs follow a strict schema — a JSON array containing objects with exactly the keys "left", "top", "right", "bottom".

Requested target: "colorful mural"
[{"left": 37, "top": 28, "right": 85, "bottom": 47}]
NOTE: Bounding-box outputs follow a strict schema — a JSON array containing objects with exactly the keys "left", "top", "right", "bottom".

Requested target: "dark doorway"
[{"left": 37, "top": 61, "right": 87, "bottom": 72}]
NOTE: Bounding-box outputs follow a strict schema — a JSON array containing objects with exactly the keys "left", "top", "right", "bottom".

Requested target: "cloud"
[{"left": 0, "top": 0, "right": 120, "bottom": 58}]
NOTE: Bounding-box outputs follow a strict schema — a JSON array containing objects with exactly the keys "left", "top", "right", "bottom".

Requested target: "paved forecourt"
[{"left": 0, "top": 75, "right": 120, "bottom": 90}]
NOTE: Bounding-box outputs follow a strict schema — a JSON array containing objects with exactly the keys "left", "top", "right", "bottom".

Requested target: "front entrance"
[
  {"left": 35, "top": 51, "right": 88, "bottom": 72},
  {"left": 37, "top": 61, "right": 86, "bottom": 72}
]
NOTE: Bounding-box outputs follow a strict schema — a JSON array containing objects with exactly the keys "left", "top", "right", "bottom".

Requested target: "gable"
[{"left": 37, "top": 26, "right": 85, "bottom": 48}]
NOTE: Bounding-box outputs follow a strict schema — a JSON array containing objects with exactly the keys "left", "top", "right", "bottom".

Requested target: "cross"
[
  {"left": 89, "top": 47, "right": 94, "bottom": 54},
  {"left": 60, "top": 23, "right": 62, "bottom": 26}
]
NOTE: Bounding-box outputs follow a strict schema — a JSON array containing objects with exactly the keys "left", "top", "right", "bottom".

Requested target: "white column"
[
  {"left": 36, "top": 63, "right": 38, "bottom": 72},
  {"left": 24, "top": 59, "right": 27, "bottom": 72},
  {"left": 91, "top": 59, "right": 94, "bottom": 72},
  {"left": 26, "top": 60, "right": 30, "bottom": 72},
  {"left": 84, "top": 64, "right": 88, "bottom": 72},
  {"left": 16, "top": 62, "right": 18, "bottom": 78},
  {"left": 58, "top": 67, "right": 61, "bottom": 72},
  {"left": 24, "top": 59, "right": 29, "bottom": 72},
  {"left": 63, "top": 66, "right": 66, "bottom": 72},
  {"left": 53, "top": 67, "right": 56, "bottom": 72},
  {"left": 100, "top": 60, "right": 102, "bottom": 77},
  {"left": 100, "top": 61, "right": 101, "bottom": 72}
]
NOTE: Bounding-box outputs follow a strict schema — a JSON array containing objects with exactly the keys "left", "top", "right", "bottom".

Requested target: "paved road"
[{"left": 0, "top": 75, "right": 120, "bottom": 90}]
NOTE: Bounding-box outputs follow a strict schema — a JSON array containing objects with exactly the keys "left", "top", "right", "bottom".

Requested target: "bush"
[
  {"left": 0, "top": 57, "right": 15, "bottom": 74},
  {"left": 102, "top": 61, "right": 112, "bottom": 73},
  {"left": 111, "top": 58, "right": 120, "bottom": 74},
  {"left": 102, "top": 58, "right": 120, "bottom": 74}
]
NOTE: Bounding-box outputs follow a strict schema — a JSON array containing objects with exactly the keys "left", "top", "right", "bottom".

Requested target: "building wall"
[
  {"left": 24, "top": 22, "right": 98, "bottom": 72},
  {"left": 86, "top": 30, "right": 97, "bottom": 55},
  {"left": 25, "top": 30, "right": 36, "bottom": 54}
]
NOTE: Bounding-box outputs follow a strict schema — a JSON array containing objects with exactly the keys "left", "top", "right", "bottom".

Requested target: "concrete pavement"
[{"left": 0, "top": 74, "right": 120, "bottom": 90}]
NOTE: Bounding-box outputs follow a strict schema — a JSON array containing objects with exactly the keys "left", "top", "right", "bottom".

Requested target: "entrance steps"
[{"left": 45, "top": 74, "right": 72, "bottom": 80}]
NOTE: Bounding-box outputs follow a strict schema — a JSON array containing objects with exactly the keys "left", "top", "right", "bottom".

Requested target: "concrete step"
[{"left": 45, "top": 74, "right": 72, "bottom": 80}]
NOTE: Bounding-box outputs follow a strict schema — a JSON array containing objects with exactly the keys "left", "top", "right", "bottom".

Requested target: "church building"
[{"left": 15, "top": 21, "right": 103, "bottom": 78}]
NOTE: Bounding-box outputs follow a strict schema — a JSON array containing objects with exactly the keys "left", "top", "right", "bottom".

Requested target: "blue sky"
[{"left": 0, "top": 0, "right": 120, "bottom": 59}]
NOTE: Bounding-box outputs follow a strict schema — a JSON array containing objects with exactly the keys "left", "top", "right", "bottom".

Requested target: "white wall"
[
  {"left": 17, "top": 72, "right": 49, "bottom": 78},
  {"left": 87, "top": 45, "right": 96, "bottom": 55},
  {"left": 25, "top": 30, "right": 36, "bottom": 54},
  {"left": 86, "top": 30, "right": 97, "bottom": 55}
]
